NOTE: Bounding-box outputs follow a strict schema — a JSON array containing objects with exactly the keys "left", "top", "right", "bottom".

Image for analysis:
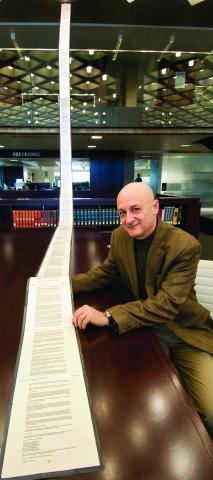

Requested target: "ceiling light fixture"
[
  {"left": 102, "top": 74, "right": 108, "bottom": 81},
  {"left": 86, "top": 65, "right": 92, "bottom": 73},
  {"left": 89, "top": 50, "right": 94, "bottom": 55},
  {"left": 187, "top": 0, "right": 205, "bottom": 5},
  {"left": 188, "top": 59, "right": 195, "bottom": 66},
  {"left": 88, "top": 145, "right": 96, "bottom": 148},
  {"left": 91, "top": 136, "right": 102, "bottom": 139},
  {"left": 176, "top": 52, "right": 181, "bottom": 57}
]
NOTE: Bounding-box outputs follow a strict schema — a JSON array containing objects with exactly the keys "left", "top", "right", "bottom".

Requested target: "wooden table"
[{"left": 0, "top": 229, "right": 212, "bottom": 480}]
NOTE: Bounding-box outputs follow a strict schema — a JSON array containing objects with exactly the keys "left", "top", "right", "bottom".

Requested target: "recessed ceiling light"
[
  {"left": 0, "top": 145, "right": 5, "bottom": 148},
  {"left": 188, "top": 60, "right": 194, "bottom": 67},
  {"left": 113, "top": 93, "right": 117, "bottom": 98},
  {"left": 102, "top": 74, "right": 108, "bottom": 81},
  {"left": 89, "top": 50, "right": 94, "bottom": 55},
  {"left": 175, "top": 52, "right": 181, "bottom": 57},
  {"left": 161, "top": 68, "right": 167, "bottom": 75},
  {"left": 86, "top": 66, "right": 92, "bottom": 73},
  {"left": 51, "top": 80, "right": 55, "bottom": 84},
  {"left": 181, "top": 144, "right": 191, "bottom": 147},
  {"left": 47, "top": 65, "right": 52, "bottom": 70},
  {"left": 24, "top": 56, "right": 30, "bottom": 61},
  {"left": 8, "top": 65, "right": 13, "bottom": 70},
  {"left": 91, "top": 136, "right": 102, "bottom": 139},
  {"left": 86, "top": 80, "right": 90, "bottom": 84},
  {"left": 88, "top": 145, "right": 96, "bottom": 148}
]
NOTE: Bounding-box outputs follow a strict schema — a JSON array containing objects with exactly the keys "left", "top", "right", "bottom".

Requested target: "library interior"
[{"left": 0, "top": 1, "right": 213, "bottom": 480}]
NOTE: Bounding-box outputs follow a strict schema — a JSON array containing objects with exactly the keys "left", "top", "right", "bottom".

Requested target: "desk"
[{"left": 0, "top": 229, "right": 213, "bottom": 480}]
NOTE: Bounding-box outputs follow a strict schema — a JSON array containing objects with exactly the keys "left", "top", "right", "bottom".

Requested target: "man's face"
[{"left": 117, "top": 187, "right": 159, "bottom": 240}]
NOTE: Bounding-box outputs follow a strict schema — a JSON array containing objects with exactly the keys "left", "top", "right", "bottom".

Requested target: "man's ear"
[{"left": 153, "top": 199, "right": 159, "bottom": 215}]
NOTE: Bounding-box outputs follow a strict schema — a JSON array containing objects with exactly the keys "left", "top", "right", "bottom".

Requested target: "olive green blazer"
[{"left": 72, "top": 220, "right": 213, "bottom": 354}]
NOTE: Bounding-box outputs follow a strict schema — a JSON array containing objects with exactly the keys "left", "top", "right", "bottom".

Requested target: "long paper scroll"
[{"left": 0, "top": 3, "right": 101, "bottom": 478}]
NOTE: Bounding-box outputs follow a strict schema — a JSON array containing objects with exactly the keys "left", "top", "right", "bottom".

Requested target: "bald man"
[{"left": 72, "top": 183, "right": 213, "bottom": 432}]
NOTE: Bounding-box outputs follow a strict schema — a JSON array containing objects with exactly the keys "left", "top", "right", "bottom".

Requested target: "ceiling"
[{"left": 0, "top": 0, "right": 213, "bottom": 160}]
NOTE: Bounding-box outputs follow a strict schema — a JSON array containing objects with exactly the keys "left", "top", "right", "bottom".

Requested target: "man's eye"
[
  {"left": 119, "top": 211, "right": 126, "bottom": 217},
  {"left": 132, "top": 208, "right": 140, "bottom": 213}
]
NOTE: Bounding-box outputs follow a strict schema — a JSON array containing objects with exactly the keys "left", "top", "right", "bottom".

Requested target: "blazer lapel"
[
  {"left": 124, "top": 234, "right": 140, "bottom": 298},
  {"left": 146, "top": 220, "right": 167, "bottom": 296}
]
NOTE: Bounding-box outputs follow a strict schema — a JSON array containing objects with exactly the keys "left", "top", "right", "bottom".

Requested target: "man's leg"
[{"left": 171, "top": 346, "right": 213, "bottom": 434}]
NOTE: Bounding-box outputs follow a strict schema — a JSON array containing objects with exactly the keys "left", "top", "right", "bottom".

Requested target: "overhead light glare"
[
  {"left": 8, "top": 65, "right": 13, "bottom": 70},
  {"left": 24, "top": 56, "right": 30, "bottom": 61},
  {"left": 113, "top": 93, "right": 117, "bottom": 98},
  {"left": 88, "top": 145, "right": 96, "bottom": 148},
  {"left": 89, "top": 50, "right": 94, "bottom": 55},
  {"left": 102, "top": 74, "right": 108, "bottom": 81},
  {"left": 181, "top": 144, "right": 191, "bottom": 147},
  {"left": 86, "top": 65, "right": 92, "bottom": 73},
  {"left": 91, "top": 136, "right": 102, "bottom": 139},
  {"left": 187, "top": 0, "right": 205, "bottom": 5},
  {"left": 175, "top": 52, "right": 181, "bottom": 57},
  {"left": 47, "top": 65, "right": 52, "bottom": 70},
  {"left": 161, "top": 68, "right": 167, "bottom": 75},
  {"left": 0, "top": 145, "right": 5, "bottom": 148}
]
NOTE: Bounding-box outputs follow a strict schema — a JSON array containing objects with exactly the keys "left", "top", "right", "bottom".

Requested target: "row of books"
[
  {"left": 12, "top": 205, "right": 183, "bottom": 229},
  {"left": 74, "top": 207, "right": 120, "bottom": 226},
  {"left": 12, "top": 210, "right": 59, "bottom": 229},
  {"left": 158, "top": 206, "right": 183, "bottom": 224}
]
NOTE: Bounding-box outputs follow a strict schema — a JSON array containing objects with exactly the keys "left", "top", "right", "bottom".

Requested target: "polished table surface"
[{"left": 0, "top": 229, "right": 213, "bottom": 480}]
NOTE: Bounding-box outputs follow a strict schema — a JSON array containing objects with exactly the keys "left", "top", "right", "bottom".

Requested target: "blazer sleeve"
[
  {"left": 72, "top": 230, "right": 120, "bottom": 293},
  {"left": 108, "top": 238, "right": 203, "bottom": 334}
]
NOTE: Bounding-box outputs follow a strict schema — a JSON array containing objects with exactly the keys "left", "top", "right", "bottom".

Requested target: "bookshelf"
[{"left": 0, "top": 194, "right": 201, "bottom": 237}]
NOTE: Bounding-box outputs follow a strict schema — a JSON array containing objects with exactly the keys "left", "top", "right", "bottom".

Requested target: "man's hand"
[{"left": 72, "top": 305, "right": 108, "bottom": 330}]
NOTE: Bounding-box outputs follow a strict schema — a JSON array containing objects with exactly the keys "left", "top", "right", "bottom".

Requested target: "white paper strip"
[
  {"left": 0, "top": 4, "right": 101, "bottom": 479},
  {"left": 1, "top": 277, "right": 100, "bottom": 478}
]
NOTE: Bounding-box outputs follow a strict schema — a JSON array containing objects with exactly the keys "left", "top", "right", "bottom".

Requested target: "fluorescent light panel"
[{"left": 187, "top": 0, "right": 205, "bottom": 5}]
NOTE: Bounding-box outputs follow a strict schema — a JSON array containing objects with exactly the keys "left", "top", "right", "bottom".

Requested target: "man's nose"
[{"left": 126, "top": 211, "right": 134, "bottom": 223}]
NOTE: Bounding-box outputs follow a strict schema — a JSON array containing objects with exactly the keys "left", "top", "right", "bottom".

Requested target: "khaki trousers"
[{"left": 152, "top": 325, "right": 213, "bottom": 434}]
